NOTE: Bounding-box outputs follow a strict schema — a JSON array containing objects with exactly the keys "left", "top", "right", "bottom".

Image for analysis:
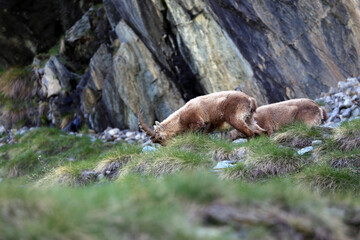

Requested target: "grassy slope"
[{"left": 0, "top": 121, "right": 360, "bottom": 239}]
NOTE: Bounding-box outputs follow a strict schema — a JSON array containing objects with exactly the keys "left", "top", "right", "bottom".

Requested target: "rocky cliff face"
[{"left": 1, "top": 0, "right": 360, "bottom": 132}]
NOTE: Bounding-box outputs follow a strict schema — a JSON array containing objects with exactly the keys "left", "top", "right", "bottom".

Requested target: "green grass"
[
  {"left": 222, "top": 136, "right": 306, "bottom": 180},
  {"left": 1, "top": 127, "right": 360, "bottom": 239},
  {"left": 48, "top": 41, "right": 61, "bottom": 56},
  {"left": 272, "top": 122, "right": 324, "bottom": 148},
  {"left": 314, "top": 137, "right": 360, "bottom": 169},
  {"left": 118, "top": 133, "right": 240, "bottom": 178},
  {"left": 298, "top": 164, "right": 360, "bottom": 193},
  {"left": 333, "top": 118, "right": 360, "bottom": 151},
  {"left": 0, "top": 128, "right": 115, "bottom": 179}
]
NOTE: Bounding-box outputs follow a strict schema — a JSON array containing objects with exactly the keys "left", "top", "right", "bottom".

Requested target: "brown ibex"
[
  {"left": 139, "top": 91, "right": 265, "bottom": 145},
  {"left": 227, "top": 98, "right": 328, "bottom": 139}
]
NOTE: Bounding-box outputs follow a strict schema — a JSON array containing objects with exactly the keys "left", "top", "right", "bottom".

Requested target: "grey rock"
[
  {"left": 113, "top": 20, "right": 185, "bottom": 127},
  {"left": 0, "top": 126, "right": 5, "bottom": 135},
  {"left": 142, "top": 146, "right": 158, "bottom": 152},
  {"left": 142, "top": 140, "right": 153, "bottom": 146},
  {"left": 322, "top": 122, "right": 342, "bottom": 129},
  {"left": 333, "top": 117, "right": 341, "bottom": 123},
  {"left": 108, "top": 128, "right": 120, "bottom": 136},
  {"left": 88, "top": 44, "right": 113, "bottom": 91},
  {"left": 338, "top": 81, "right": 352, "bottom": 91},
  {"left": 311, "top": 140, "right": 323, "bottom": 146},
  {"left": 165, "top": 0, "right": 263, "bottom": 101},
  {"left": 297, "top": 146, "right": 314, "bottom": 155},
  {"left": 347, "top": 77, "right": 359, "bottom": 84},
  {"left": 352, "top": 108, "right": 360, "bottom": 117},
  {"left": 42, "top": 56, "right": 73, "bottom": 98},
  {"left": 328, "top": 107, "right": 340, "bottom": 122},
  {"left": 17, "top": 127, "right": 29, "bottom": 135},
  {"left": 341, "top": 108, "right": 352, "bottom": 118},
  {"left": 232, "top": 138, "right": 248, "bottom": 144},
  {"left": 213, "top": 160, "right": 238, "bottom": 169},
  {"left": 125, "top": 131, "right": 136, "bottom": 138},
  {"left": 351, "top": 95, "right": 359, "bottom": 102},
  {"left": 341, "top": 97, "right": 352, "bottom": 108},
  {"left": 65, "top": 9, "right": 93, "bottom": 43}
]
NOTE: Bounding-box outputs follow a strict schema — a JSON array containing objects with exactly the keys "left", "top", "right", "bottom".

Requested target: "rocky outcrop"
[
  {"left": 165, "top": 0, "right": 262, "bottom": 101},
  {"left": 113, "top": 20, "right": 185, "bottom": 126},
  {"left": 2, "top": 0, "right": 360, "bottom": 132},
  {"left": 101, "top": 0, "right": 360, "bottom": 106},
  {"left": 208, "top": 0, "right": 360, "bottom": 102},
  {"left": 63, "top": 6, "right": 111, "bottom": 72},
  {"left": 0, "top": 0, "right": 102, "bottom": 69}
]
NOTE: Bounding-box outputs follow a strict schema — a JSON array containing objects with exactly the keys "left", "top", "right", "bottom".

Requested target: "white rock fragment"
[
  {"left": 311, "top": 140, "right": 323, "bottom": 146},
  {"left": 213, "top": 160, "right": 238, "bottom": 169},
  {"left": 108, "top": 128, "right": 120, "bottom": 136},
  {"left": 297, "top": 146, "right": 314, "bottom": 155},
  {"left": 126, "top": 131, "right": 136, "bottom": 138},
  {"left": 232, "top": 138, "right": 248, "bottom": 144},
  {"left": 0, "top": 126, "right": 5, "bottom": 135},
  {"left": 142, "top": 146, "right": 158, "bottom": 152}
]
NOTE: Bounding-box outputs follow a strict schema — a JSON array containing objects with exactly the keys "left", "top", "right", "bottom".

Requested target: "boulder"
[
  {"left": 41, "top": 56, "right": 73, "bottom": 98},
  {"left": 65, "top": 10, "right": 92, "bottom": 43}
]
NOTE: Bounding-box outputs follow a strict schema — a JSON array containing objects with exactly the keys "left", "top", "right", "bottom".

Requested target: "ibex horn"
[{"left": 138, "top": 110, "right": 155, "bottom": 137}]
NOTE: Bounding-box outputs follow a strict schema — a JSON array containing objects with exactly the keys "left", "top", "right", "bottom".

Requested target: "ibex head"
[{"left": 138, "top": 111, "right": 167, "bottom": 145}]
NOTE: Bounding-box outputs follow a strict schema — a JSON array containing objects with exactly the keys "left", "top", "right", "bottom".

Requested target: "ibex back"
[{"left": 227, "top": 98, "right": 328, "bottom": 139}]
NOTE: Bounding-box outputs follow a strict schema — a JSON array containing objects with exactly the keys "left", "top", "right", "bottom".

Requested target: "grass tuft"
[
  {"left": 0, "top": 128, "right": 114, "bottom": 180},
  {"left": 221, "top": 136, "right": 306, "bottom": 180},
  {"left": 314, "top": 135, "right": 360, "bottom": 171},
  {"left": 0, "top": 66, "right": 38, "bottom": 129},
  {"left": 333, "top": 118, "right": 360, "bottom": 151},
  {"left": 120, "top": 147, "right": 209, "bottom": 178},
  {"left": 272, "top": 122, "right": 324, "bottom": 148},
  {"left": 0, "top": 66, "right": 35, "bottom": 100},
  {"left": 298, "top": 164, "right": 360, "bottom": 193},
  {"left": 95, "top": 144, "right": 142, "bottom": 179}
]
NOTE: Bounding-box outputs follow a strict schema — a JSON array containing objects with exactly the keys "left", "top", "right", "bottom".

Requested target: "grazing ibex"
[
  {"left": 139, "top": 91, "right": 265, "bottom": 145},
  {"left": 227, "top": 98, "right": 328, "bottom": 139}
]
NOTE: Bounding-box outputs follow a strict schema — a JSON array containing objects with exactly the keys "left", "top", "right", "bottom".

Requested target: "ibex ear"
[{"left": 155, "top": 121, "right": 165, "bottom": 130}]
